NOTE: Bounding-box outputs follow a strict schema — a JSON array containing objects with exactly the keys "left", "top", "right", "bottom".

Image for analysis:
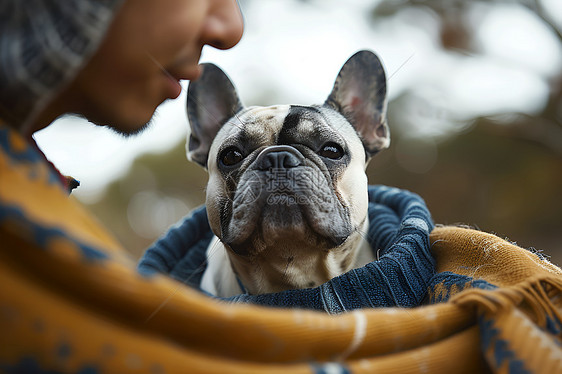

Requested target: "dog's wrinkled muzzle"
[{"left": 222, "top": 144, "right": 352, "bottom": 256}]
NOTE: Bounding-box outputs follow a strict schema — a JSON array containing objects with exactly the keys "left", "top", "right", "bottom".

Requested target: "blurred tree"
[
  {"left": 372, "top": 0, "right": 562, "bottom": 154},
  {"left": 367, "top": 120, "right": 562, "bottom": 264},
  {"left": 86, "top": 142, "right": 207, "bottom": 259},
  {"left": 366, "top": 0, "right": 562, "bottom": 263}
]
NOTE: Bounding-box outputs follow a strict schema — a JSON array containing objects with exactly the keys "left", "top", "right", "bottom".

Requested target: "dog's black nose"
[{"left": 255, "top": 146, "right": 303, "bottom": 170}]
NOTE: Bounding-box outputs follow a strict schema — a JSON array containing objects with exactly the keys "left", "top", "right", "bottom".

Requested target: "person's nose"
[{"left": 202, "top": 0, "right": 244, "bottom": 50}]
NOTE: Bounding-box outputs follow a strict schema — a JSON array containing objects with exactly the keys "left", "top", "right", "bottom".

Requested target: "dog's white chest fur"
[{"left": 200, "top": 237, "right": 244, "bottom": 297}]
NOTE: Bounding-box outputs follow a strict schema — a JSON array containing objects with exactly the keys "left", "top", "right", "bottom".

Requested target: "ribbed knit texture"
[{"left": 138, "top": 185, "right": 436, "bottom": 312}]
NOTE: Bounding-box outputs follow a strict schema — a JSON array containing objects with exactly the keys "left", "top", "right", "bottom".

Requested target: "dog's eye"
[
  {"left": 318, "top": 143, "right": 344, "bottom": 160},
  {"left": 220, "top": 147, "right": 244, "bottom": 166}
]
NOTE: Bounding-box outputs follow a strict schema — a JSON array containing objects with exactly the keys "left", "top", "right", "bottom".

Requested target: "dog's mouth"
[
  {"left": 229, "top": 191, "right": 349, "bottom": 255},
  {"left": 220, "top": 152, "right": 353, "bottom": 256}
]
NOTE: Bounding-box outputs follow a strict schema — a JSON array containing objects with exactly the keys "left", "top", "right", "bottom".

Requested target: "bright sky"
[{"left": 34, "top": 0, "right": 562, "bottom": 203}]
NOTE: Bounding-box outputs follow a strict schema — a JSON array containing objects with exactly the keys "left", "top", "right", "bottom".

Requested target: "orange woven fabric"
[{"left": 1, "top": 124, "right": 560, "bottom": 373}]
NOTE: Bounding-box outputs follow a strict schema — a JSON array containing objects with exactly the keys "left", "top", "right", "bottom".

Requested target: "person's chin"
[
  {"left": 80, "top": 93, "right": 167, "bottom": 136},
  {"left": 85, "top": 112, "right": 154, "bottom": 137},
  {"left": 105, "top": 120, "right": 153, "bottom": 137}
]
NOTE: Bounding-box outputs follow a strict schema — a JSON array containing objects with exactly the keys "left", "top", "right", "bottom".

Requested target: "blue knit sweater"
[{"left": 138, "top": 185, "right": 435, "bottom": 313}]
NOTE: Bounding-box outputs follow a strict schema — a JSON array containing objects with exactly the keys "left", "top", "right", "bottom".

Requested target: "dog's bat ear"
[
  {"left": 324, "top": 50, "right": 390, "bottom": 158},
  {"left": 186, "top": 63, "right": 243, "bottom": 168}
]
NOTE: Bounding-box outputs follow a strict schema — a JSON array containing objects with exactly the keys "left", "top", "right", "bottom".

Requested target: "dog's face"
[{"left": 187, "top": 51, "right": 389, "bottom": 294}]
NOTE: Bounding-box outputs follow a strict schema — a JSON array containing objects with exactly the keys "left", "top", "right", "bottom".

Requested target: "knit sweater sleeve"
[{"left": 137, "top": 206, "right": 214, "bottom": 289}]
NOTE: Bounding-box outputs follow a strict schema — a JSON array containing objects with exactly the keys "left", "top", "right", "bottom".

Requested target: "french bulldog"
[{"left": 186, "top": 50, "right": 390, "bottom": 297}]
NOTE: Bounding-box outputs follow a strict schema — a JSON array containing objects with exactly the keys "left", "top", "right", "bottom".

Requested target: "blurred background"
[{"left": 34, "top": 0, "right": 562, "bottom": 264}]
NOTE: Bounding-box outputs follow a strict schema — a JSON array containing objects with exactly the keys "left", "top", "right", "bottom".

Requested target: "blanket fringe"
[{"left": 452, "top": 276, "right": 562, "bottom": 332}]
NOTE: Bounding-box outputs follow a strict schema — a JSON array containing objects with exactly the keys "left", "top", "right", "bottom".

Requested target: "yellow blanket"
[{"left": 1, "top": 124, "right": 561, "bottom": 373}]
